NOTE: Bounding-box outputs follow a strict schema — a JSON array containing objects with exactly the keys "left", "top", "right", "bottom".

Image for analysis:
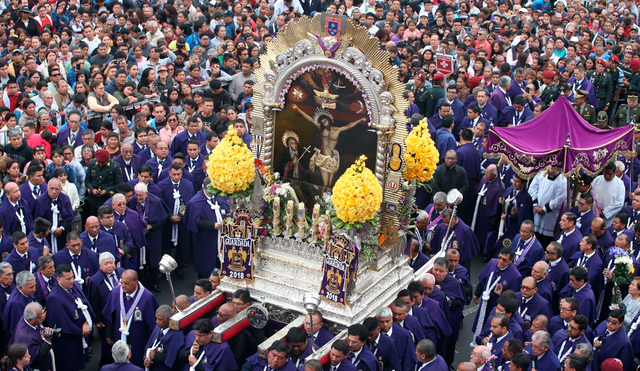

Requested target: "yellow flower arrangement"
[
  {"left": 206, "top": 125, "right": 255, "bottom": 197},
  {"left": 331, "top": 155, "right": 382, "bottom": 227},
  {"left": 403, "top": 118, "right": 439, "bottom": 182}
]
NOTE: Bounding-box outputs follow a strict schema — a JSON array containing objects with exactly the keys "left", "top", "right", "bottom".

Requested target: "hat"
[
  {"left": 631, "top": 59, "right": 640, "bottom": 70},
  {"left": 419, "top": 13, "right": 427, "bottom": 17},
  {"left": 424, "top": 0, "right": 433, "bottom": 3},
  {"left": 17, "top": 6, "right": 32, "bottom": 15},
  {"left": 137, "top": 32, "right": 147, "bottom": 38},
  {"left": 629, "top": 93, "right": 639, "bottom": 100},
  {"left": 610, "top": 55, "right": 620, "bottom": 63},
  {"left": 574, "top": 89, "right": 588, "bottom": 99},
  {"left": 213, "top": 10, "right": 223, "bottom": 17},
  {"left": 606, "top": 38, "right": 617, "bottom": 45},
  {"left": 597, "top": 111, "right": 609, "bottom": 124},
  {"left": 518, "top": 7, "right": 528, "bottom": 13},
  {"left": 432, "top": 73, "right": 444, "bottom": 82},
  {"left": 95, "top": 149, "right": 109, "bottom": 162},
  {"left": 596, "top": 58, "right": 608, "bottom": 68},
  {"left": 33, "top": 145, "right": 45, "bottom": 153},
  {"left": 415, "top": 70, "right": 427, "bottom": 82},
  {"left": 601, "top": 359, "right": 623, "bottom": 371},
  {"left": 542, "top": 70, "right": 555, "bottom": 79},
  {"left": 157, "top": 65, "right": 168, "bottom": 72},
  {"left": 468, "top": 76, "right": 483, "bottom": 89},
  {"left": 223, "top": 10, "right": 233, "bottom": 17}
]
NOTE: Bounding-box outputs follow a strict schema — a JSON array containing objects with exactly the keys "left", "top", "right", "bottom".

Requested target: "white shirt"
[{"left": 592, "top": 175, "right": 625, "bottom": 222}]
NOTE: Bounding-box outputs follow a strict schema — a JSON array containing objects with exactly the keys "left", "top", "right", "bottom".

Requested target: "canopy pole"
[{"left": 566, "top": 133, "right": 571, "bottom": 211}]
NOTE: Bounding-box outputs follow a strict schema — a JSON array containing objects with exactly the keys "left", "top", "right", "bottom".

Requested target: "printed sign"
[
  {"left": 435, "top": 53, "right": 454, "bottom": 75},
  {"left": 319, "top": 235, "right": 358, "bottom": 307},
  {"left": 220, "top": 208, "right": 260, "bottom": 284}
]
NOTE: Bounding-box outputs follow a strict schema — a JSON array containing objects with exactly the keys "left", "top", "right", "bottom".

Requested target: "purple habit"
[
  {"left": 19, "top": 181, "right": 47, "bottom": 213},
  {"left": 158, "top": 178, "right": 194, "bottom": 260},
  {"left": 430, "top": 219, "right": 480, "bottom": 263},
  {"left": 511, "top": 234, "right": 544, "bottom": 277},
  {"left": 114, "top": 208, "right": 147, "bottom": 253},
  {"left": 180, "top": 330, "right": 238, "bottom": 371},
  {"left": 32, "top": 192, "right": 74, "bottom": 252},
  {"left": 130, "top": 192, "right": 169, "bottom": 268},
  {"left": 9, "top": 317, "right": 53, "bottom": 371},
  {"left": 551, "top": 330, "right": 591, "bottom": 366},
  {"left": 184, "top": 155, "right": 205, "bottom": 191},
  {"left": 593, "top": 320, "right": 634, "bottom": 370},
  {"left": 570, "top": 207, "right": 596, "bottom": 236},
  {"left": 102, "top": 221, "right": 136, "bottom": 269},
  {"left": 472, "top": 259, "right": 523, "bottom": 333},
  {"left": 27, "top": 231, "right": 50, "bottom": 257},
  {"left": 0, "top": 198, "right": 33, "bottom": 235},
  {"left": 127, "top": 179, "right": 163, "bottom": 199},
  {"left": 53, "top": 247, "right": 100, "bottom": 288},
  {"left": 102, "top": 284, "right": 159, "bottom": 368},
  {"left": 4, "top": 247, "right": 39, "bottom": 276},
  {"left": 113, "top": 154, "right": 144, "bottom": 182},
  {"left": 515, "top": 292, "right": 553, "bottom": 324},
  {"left": 536, "top": 276, "right": 553, "bottom": 304},
  {"left": 2, "top": 287, "right": 35, "bottom": 336},
  {"left": 475, "top": 308, "right": 525, "bottom": 345},
  {"left": 80, "top": 230, "right": 121, "bottom": 262},
  {"left": 184, "top": 191, "right": 229, "bottom": 277},
  {"left": 45, "top": 283, "right": 94, "bottom": 371},
  {"left": 245, "top": 352, "right": 298, "bottom": 371},
  {"left": 144, "top": 325, "right": 185, "bottom": 371},
  {"left": 99, "top": 363, "right": 144, "bottom": 371},
  {"left": 472, "top": 177, "right": 503, "bottom": 246},
  {"left": 387, "top": 323, "right": 418, "bottom": 371},
  {"left": 546, "top": 258, "right": 570, "bottom": 299},
  {"left": 569, "top": 251, "right": 604, "bottom": 295},
  {"left": 501, "top": 186, "right": 534, "bottom": 241}
]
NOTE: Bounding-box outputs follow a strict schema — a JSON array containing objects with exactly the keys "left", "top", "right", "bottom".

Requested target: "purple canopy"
[{"left": 485, "top": 96, "right": 635, "bottom": 179}]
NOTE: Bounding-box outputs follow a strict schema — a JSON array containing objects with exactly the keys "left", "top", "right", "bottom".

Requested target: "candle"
[
  {"left": 311, "top": 204, "right": 320, "bottom": 243},
  {"left": 285, "top": 200, "right": 294, "bottom": 237},
  {"left": 297, "top": 202, "right": 306, "bottom": 238},
  {"left": 273, "top": 196, "right": 281, "bottom": 235},
  {"left": 324, "top": 210, "right": 332, "bottom": 240}
]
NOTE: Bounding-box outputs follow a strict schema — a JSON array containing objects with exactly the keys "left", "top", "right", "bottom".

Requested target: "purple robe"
[
  {"left": 130, "top": 192, "right": 168, "bottom": 268},
  {"left": 369, "top": 330, "right": 402, "bottom": 371},
  {"left": 4, "top": 247, "right": 39, "bottom": 276},
  {"left": 56, "top": 127, "right": 84, "bottom": 148},
  {"left": 546, "top": 258, "right": 570, "bottom": 297},
  {"left": 434, "top": 97, "right": 466, "bottom": 128},
  {"left": 507, "top": 78, "right": 527, "bottom": 99},
  {"left": 19, "top": 181, "right": 47, "bottom": 212},
  {"left": 0, "top": 232, "right": 13, "bottom": 257},
  {"left": 185, "top": 191, "right": 228, "bottom": 277},
  {"left": 479, "top": 102, "right": 498, "bottom": 125},
  {"left": 570, "top": 207, "right": 596, "bottom": 236},
  {"left": 87, "top": 267, "right": 124, "bottom": 363},
  {"left": 621, "top": 206, "right": 640, "bottom": 229},
  {"left": 113, "top": 154, "right": 144, "bottom": 182},
  {"left": 409, "top": 251, "right": 429, "bottom": 272},
  {"left": 502, "top": 186, "right": 534, "bottom": 241},
  {"left": 80, "top": 230, "right": 121, "bottom": 261},
  {"left": 144, "top": 325, "right": 185, "bottom": 371},
  {"left": 489, "top": 331, "right": 513, "bottom": 367},
  {"left": 536, "top": 276, "right": 553, "bottom": 304},
  {"left": 436, "top": 273, "right": 466, "bottom": 345},
  {"left": 430, "top": 219, "right": 480, "bottom": 263},
  {"left": 511, "top": 234, "right": 544, "bottom": 277},
  {"left": 314, "top": 326, "right": 334, "bottom": 348},
  {"left": 456, "top": 143, "right": 481, "bottom": 210},
  {"left": 100, "top": 363, "right": 144, "bottom": 371},
  {"left": 472, "top": 259, "right": 523, "bottom": 332},
  {"left": 567, "top": 77, "right": 599, "bottom": 108},
  {"left": 138, "top": 147, "right": 152, "bottom": 164},
  {"left": 102, "top": 284, "right": 159, "bottom": 367},
  {"left": 523, "top": 344, "right": 561, "bottom": 371},
  {"left": 0, "top": 198, "right": 33, "bottom": 235},
  {"left": 53, "top": 247, "right": 99, "bottom": 288},
  {"left": 170, "top": 130, "right": 206, "bottom": 157},
  {"left": 159, "top": 178, "right": 194, "bottom": 259},
  {"left": 246, "top": 353, "right": 298, "bottom": 371},
  {"left": 497, "top": 106, "right": 534, "bottom": 127},
  {"left": 596, "top": 232, "right": 615, "bottom": 255},
  {"left": 388, "top": 323, "right": 417, "bottom": 371},
  {"left": 323, "top": 360, "right": 357, "bottom": 371},
  {"left": 113, "top": 208, "right": 147, "bottom": 259},
  {"left": 45, "top": 283, "right": 93, "bottom": 371},
  {"left": 9, "top": 317, "right": 54, "bottom": 371},
  {"left": 515, "top": 292, "right": 553, "bottom": 324},
  {"left": 26, "top": 232, "right": 49, "bottom": 257},
  {"left": 559, "top": 282, "right": 597, "bottom": 325},
  {"left": 290, "top": 338, "right": 316, "bottom": 369},
  {"left": 426, "top": 288, "right": 452, "bottom": 324},
  {"left": 499, "top": 164, "right": 516, "bottom": 189},
  {"left": 555, "top": 228, "right": 584, "bottom": 264},
  {"left": 132, "top": 142, "right": 147, "bottom": 155},
  {"left": 185, "top": 155, "right": 205, "bottom": 191},
  {"left": 472, "top": 177, "right": 503, "bottom": 247},
  {"left": 157, "top": 166, "right": 194, "bottom": 184},
  {"left": 421, "top": 355, "right": 448, "bottom": 371},
  {"left": 593, "top": 320, "right": 634, "bottom": 370},
  {"left": 145, "top": 155, "right": 173, "bottom": 181},
  {"left": 102, "top": 221, "right": 136, "bottom": 268},
  {"left": 570, "top": 251, "right": 604, "bottom": 295},
  {"left": 34, "top": 270, "right": 54, "bottom": 302},
  {"left": 551, "top": 330, "right": 592, "bottom": 363},
  {"left": 401, "top": 313, "right": 427, "bottom": 343},
  {"left": 475, "top": 308, "right": 525, "bottom": 344},
  {"left": 2, "top": 287, "right": 35, "bottom": 335},
  {"left": 548, "top": 317, "right": 594, "bottom": 342},
  {"left": 180, "top": 330, "right": 238, "bottom": 371}
]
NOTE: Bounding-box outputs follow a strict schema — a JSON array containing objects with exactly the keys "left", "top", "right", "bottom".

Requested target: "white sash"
[
  {"left": 50, "top": 203, "right": 59, "bottom": 253},
  {"left": 75, "top": 296, "right": 92, "bottom": 349},
  {"left": 119, "top": 284, "right": 146, "bottom": 344},
  {"left": 71, "top": 261, "right": 83, "bottom": 284},
  {"left": 15, "top": 208, "right": 26, "bottom": 234},
  {"left": 189, "top": 345, "right": 206, "bottom": 371},
  {"left": 208, "top": 198, "right": 224, "bottom": 262},
  {"left": 172, "top": 189, "right": 180, "bottom": 246},
  {"left": 124, "top": 162, "right": 134, "bottom": 181},
  {"left": 471, "top": 183, "right": 488, "bottom": 230}
]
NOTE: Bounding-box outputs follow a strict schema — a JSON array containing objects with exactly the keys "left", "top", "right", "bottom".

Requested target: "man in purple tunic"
[
  {"left": 593, "top": 308, "right": 634, "bottom": 370},
  {"left": 98, "top": 205, "right": 137, "bottom": 270},
  {"left": 544, "top": 241, "right": 571, "bottom": 306},
  {"left": 569, "top": 235, "right": 604, "bottom": 297},
  {"left": 9, "top": 302, "right": 55, "bottom": 371},
  {"left": 131, "top": 182, "right": 168, "bottom": 291},
  {"left": 2, "top": 270, "right": 36, "bottom": 337},
  {"left": 486, "top": 314, "right": 514, "bottom": 367},
  {"left": 143, "top": 304, "right": 185, "bottom": 371},
  {"left": 430, "top": 209, "right": 480, "bottom": 269},
  {"left": 531, "top": 261, "right": 553, "bottom": 304},
  {"left": 555, "top": 212, "right": 584, "bottom": 261},
  {"left": 34, "top": 256, "right": 55, "bottom": 303},
  {"left": 512, "top": 220, "right": 544, "bottom": 277},
  {"left": 145, "top": 141, "right": 173, "bottom": 181},
  {"left": 4, "top": 231, "right": 38, "bottom": 276},
  {"left": 127, "top": 165, "right": 163, "bottom": 199},
  {"left": 82, "top": 216, "right": 122, "bottom": 263},
  {"left": 285, "top": 327, "right": 316, "bottom": 369},
  {"left": 0, "top": 262, "right": 14, "bottom": 354},
  {"left": 101, "top": 340, "right": 144, "bottom": 371},
  {"left": 551, "top": 315, "right": 592, "bottom": 364},
  {"left": 111, "top": 193, "right": 148, "bottom": 277},
  {"left": 559, "top": 266, "right": 597, "bottom": 325},
  {"left": 516, "top": 277, "right": 553, "bottom": 327},
  {"left": 27, "top": 218, "right": 51, "bottom": 257},
  {"left": 376, "top": 307, "right": 417, "bottom": 371},
  {"left": 177, "top": 319, "right": 238, "bottom": 371},
  {"left": 53, "top": 232, "right": 99, "bottom": 290},
  {"left": 407, "top": 281, "right": 452, "bottom": 351},
  {"left": 244, "top": 340, "right": 300, "bottom": 371},
  {"left": 456, "top": 129, "right": 481, "bottom": 224},
  {"left": 170, "top": 118, "right": 206, "bottom": 157},
  {"left": 88, "top": 252, "right": 124, "bottom": 366},
  {"left": 0, "top": 182, "right": 33, "bottom": 235},
  {"left": 416, "top": 339, "right": 448, "bottom": 371},
  {"left": 102, "top": 269, "right": 159, "bottom": 368},
  {"left": 185, "top": 177, "right": 229, "bottom": 278},
  {"left": 475, "top": 294, "right": 525, "bottom": 345},
  {"left": 397, "top": 290, "right": 439, "bottom": 348},
  {"left": 591, "top": 217, "right": 615, "bottom": 254},
  {"left": 113, "top": 144, "right": 144, "bottom": 183},
  {"left": 363, "top": 317, "right": 402, "bottom": 371},
  {"left": 470, "top": 165, "right": 503, "bottom": 252},
  {"left": 571, "top": 194, "right": 596, "bottom": 236},
  {"left": 185, "top": 140, "right": 205, "bottom": 191},
  {"left": 33, "top": 178, "right": 74, "bottom": 253},
  {"left": 499, "top": 175, "right": 534, "bottom": 252},
  {"left": 45, "top": 264, "right": 94, "bottom": 371},
  {"left": 18, "top": 166, "right": 47, "bottom": 212},
  {"left": 159, "top": 164, "right": 194, "bottom": 277}
]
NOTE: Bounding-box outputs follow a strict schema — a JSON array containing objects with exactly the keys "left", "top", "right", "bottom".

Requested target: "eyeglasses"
[
  {"left": 607, "top": 319, "right": 620, "bottom": 325},
  {"left": 521, "top": 285, "right": 534, "bottom": 290},
  {"left": 51, "top": 74, "right": 60, "bottom": 77},
  {"left": 168, "top": 118, "right": 178, "bottom": 122}
]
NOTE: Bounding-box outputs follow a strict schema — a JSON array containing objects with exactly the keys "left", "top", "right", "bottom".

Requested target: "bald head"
[
  {"left": 122, "top": 143, "right": 133, "bottom": 152},
  {"left": 175, "top": 295, "right": 191, "bottom": 311},
  {"left": 217, "top": 303, "right": 237, "bottom": 325},
  {"left": 457, "top": 362, "right": 477, "bottom": 371},
  {"left": 421, "top": 273, "right": 435, "bottom": 286},
  {"left": 4, "top": 182, "right": 19, "bottom": 203},
  {"left": 532, "top": 261, "right": 549, "bottom": 280}
]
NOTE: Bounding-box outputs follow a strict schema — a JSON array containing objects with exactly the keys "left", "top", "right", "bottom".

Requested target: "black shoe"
[
  {"left": 176, "top": 270, "right": 185, "bottom": 279},
  {"left": 151, "top": 284, "right": 162, "bottom": 293},
  {"left": 156, "top": 273, "right": 165, "bottom": 282}
]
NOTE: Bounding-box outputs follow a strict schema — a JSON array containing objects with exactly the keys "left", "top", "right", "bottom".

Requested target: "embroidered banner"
[
  {"left": 220, "top": 208, "right": 260, "bottom": 284},
  {"left": 319, "top": 235, "right": 358, "bottom": 308}
]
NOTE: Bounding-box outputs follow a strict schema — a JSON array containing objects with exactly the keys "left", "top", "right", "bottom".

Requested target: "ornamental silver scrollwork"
[{"left": 273, "top": 40, "right": 318, "bottom": 74}]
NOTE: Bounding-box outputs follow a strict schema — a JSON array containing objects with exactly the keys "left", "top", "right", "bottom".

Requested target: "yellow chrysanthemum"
[
  {"left": 331, "top": 155, "right": 383, "bottom": 225},
  {"left": 206, "top": 125, "right": 255, "bottom": 195},
  {"left": 403, "top": 119, "right": 439, "bottom": 182}
]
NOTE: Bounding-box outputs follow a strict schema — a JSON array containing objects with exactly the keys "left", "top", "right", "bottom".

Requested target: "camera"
[{"left": 289, "top": 6, "right": 293, "bottom": 11}]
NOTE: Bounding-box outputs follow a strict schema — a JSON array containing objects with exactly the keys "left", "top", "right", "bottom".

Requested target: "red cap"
[
  {"left": 415, "top": 70, "right": 427, "bottom": 83},
  {"left": 542, "top": 70, "right": 555, "bottom": 80},
  {"left": 601, "top": 359, "right": 623, "bottom": 371},
  {"left": 468, "top": 76, "right": 483, "bottom": 89},
  {"left": 631, "top": 59, "right": 640, "bottom": 70},
  {"left": 432, "top": 73, "right": 445, "bottom": 81},
  {"left": 609, "top": 55, "right": 619, "bottom": 63},
  {"left": 95, "top": 149, "right": 109, "bottom": 163},
  {"left": 596, "top": 58, "right": 608, "bottom": 68}
]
